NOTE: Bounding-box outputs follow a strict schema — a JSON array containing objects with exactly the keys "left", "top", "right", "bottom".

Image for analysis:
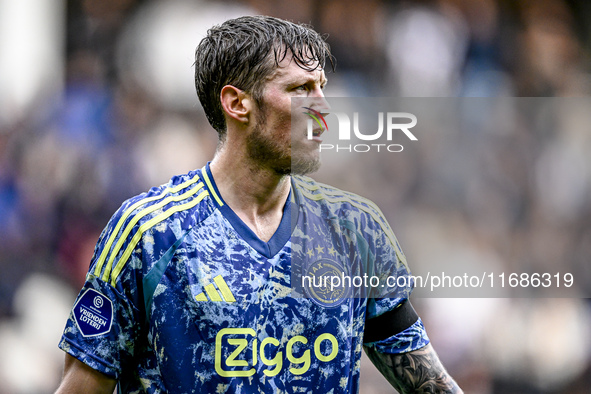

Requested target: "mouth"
[
  {"left": 307, "top": 126, "right": 324, "bottom": 143},
  {"left": 311, "top": 127, "right": 324, "bottom": 138},
  {"left": 303, "top": 107, "right": 328, "bottom": 141}
]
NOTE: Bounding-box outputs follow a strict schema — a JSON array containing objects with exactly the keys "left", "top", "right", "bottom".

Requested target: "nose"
[{"left": 309, "top": 86, "right": 330, "bottom": 114}]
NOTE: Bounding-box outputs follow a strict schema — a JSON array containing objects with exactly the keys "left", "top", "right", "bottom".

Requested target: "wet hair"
[{"left": 194, "top": 15, "right": 333, "bottom": 138}]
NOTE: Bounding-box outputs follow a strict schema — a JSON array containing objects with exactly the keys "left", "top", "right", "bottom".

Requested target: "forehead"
[{"left": 267, "top": 55, "right": 326, "bottom": 84}]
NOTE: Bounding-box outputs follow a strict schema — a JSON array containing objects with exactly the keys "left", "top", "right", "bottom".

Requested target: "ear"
[{"left": 220, "top": 85, "right": 254, "bottom": 124}]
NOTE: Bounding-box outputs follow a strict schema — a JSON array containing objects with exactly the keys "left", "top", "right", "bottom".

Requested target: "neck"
[{"left": 209, "top": 147, "right": 291, "bottom": 242}]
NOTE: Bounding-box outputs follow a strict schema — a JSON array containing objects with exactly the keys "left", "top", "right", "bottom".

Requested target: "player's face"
[{"left": 246, "top": 55, "right": 328, "bottom": 175}]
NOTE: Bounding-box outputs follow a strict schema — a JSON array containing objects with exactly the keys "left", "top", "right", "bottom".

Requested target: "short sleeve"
[
  {"left": 58, "top": 201, "right": 144, "bottom": 378},
  {"left": 361, "top": 208, "right": 430, "bottom": 353},
  {"left": 59, "top": 273, "right": 140, "bottom": 378},
  {"left": 364, "top": 208, "right": 414, "bottom": 320}
]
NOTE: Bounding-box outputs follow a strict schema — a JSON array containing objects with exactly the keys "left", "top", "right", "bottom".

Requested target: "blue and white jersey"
[{"left": 59, "top": 163, "right": 429, "bottom": 393}]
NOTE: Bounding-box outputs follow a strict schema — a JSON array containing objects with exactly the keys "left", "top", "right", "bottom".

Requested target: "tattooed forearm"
[{"left": 365, "top": 344, "right": 463, "bottom": 393}]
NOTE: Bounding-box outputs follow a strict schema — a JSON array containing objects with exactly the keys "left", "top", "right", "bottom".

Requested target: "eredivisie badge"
[{"left": 73, "top": 288, "right": 113, "bottom": 337}]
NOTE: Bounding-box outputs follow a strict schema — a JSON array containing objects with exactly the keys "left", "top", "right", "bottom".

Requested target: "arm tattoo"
[{"left": 365, "top": 344, "right": 463, "bottom": 393}]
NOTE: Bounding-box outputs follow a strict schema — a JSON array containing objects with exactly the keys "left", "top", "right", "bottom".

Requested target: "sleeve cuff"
[
  {"left": 364, "top": 318, "right": 430, "bottom": 354},
  {"left": 58, "top": 336, "right": 119, "bottom": 378}
]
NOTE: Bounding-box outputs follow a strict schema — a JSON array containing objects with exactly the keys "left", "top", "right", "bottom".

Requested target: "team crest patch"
[
  {"left": 303, "top": 258, "right": 351, "bottom": 308},
  {"left": 73, "top": 289, "right": 113, "bottom": 337}
]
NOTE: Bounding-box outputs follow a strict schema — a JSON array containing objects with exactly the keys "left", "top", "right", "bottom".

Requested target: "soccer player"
[{"left": 56, "top": 15, "right": 462, "bottom": 393}]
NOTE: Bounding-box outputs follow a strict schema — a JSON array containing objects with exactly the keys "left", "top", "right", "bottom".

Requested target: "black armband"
[{"left": 363, "top": 300, "right": 419, "bottom": 344}]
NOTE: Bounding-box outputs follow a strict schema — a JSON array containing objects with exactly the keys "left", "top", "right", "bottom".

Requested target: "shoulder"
[
  {"left": 117, "top": 169, "right": 211, "bottom": 226},
  {"left": 292, "top": 175, "right": 385, "bottom": 220},
  {"left": 109, "top": 169, "right": 213, "bottom": 244},
  {"left": 293, "top": 175, "right": 407, "bottom": 266},
  {"left": 91, "top": 168, "right": 214, "bottom": 287}
]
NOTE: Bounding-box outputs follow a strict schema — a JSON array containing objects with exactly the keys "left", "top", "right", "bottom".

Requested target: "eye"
[{"left": 294, "top": 84, "right": 308, "bottom": 91}]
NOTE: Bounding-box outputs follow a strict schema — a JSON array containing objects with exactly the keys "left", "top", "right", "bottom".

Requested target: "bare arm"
[
  {"left": 365, "top": 343, "right": 463, "bottom": 393},
  {"left": 55, "top": 354, "right": 117, "bottom": 394}
]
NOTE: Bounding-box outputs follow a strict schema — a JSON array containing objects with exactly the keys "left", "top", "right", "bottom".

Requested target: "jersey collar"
[{"left": 202, "top": 163, "right": 295, "bottom": 259}]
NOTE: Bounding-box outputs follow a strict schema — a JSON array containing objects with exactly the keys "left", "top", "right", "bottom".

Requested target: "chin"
[{"left": 289, "top": 156, "right": 321, "bottom": 176}]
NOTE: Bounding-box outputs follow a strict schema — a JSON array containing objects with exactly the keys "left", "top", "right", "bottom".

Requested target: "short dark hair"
[{"left": 194, "top": 15, "right": 333, "bottom": 138}]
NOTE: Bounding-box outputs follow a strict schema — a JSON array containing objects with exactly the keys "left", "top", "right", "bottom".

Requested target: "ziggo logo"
[{"left": 215, "top": 328, "right": 338, "bottom": 377}]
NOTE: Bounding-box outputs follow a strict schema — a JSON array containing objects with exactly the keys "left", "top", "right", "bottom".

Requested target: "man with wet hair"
[{"left": 56, "top": 15, "right": 462, "bottom": 393}]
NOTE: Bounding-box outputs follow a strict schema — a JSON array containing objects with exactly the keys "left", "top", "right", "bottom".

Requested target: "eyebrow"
[
  {"left": 299, "top": 74, "right": 328, "bottom": 86},
  {"left": 272, "top": 65, "right": 327, "bottom": 87}
]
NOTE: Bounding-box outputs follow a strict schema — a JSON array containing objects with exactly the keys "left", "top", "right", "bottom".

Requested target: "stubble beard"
[{"left": 246, "top": 105, "right": 320, "bottom": 176}]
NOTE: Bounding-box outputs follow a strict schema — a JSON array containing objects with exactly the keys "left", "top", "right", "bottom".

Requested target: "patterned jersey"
[{"left": 59, "top": 163, "right": 429, "bottom": 393}]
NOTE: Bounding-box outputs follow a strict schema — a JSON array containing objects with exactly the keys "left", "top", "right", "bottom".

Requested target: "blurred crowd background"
[{"left": 1, "top": 0, "right": 591, "bottom": 393}]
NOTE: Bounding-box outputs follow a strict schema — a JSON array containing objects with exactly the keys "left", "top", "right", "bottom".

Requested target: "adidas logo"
[{"left": 195, "top": 275, "right": 236, "bottom": 302}]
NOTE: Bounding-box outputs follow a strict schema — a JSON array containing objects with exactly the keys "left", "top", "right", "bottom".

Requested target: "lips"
[
  {"left": 312, "top": 127, "right": 323, "bottom": 137},
  {"left": 303, "top": 107, "right": 329, "bottom": 136}
]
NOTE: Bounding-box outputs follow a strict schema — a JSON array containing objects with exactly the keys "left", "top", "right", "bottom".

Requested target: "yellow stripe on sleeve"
[
  {"left": 109, "top": 190, "right": 209, "bottom": 286},
  {"left": 93, "top": 174, "right": 201, "bottom": 278},
  {"left": 101, "top": 183, "right": 205, "bottom": 283}
]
